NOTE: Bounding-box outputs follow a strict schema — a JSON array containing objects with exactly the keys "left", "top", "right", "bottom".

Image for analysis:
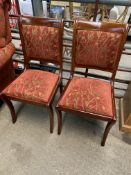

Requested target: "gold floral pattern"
[
  {"left": 22, "top": 25, "right": 61, "bottom": 62},
  {"left": 4, "top": 0, "right": 12, "bottom": 45},
  {"left": 76, "top": 30, "right": 122, "bottom": 70},
  {"left": 3, "top": 70, "right": 60, "bottom": 103},
  {"left": 0, "top": 1, "right": 6, "bottom": 47},
  {"left": 58, "top": 76, "right": 113, "bottom": 117}
]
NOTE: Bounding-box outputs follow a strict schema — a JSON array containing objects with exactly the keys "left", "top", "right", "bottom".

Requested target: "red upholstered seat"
[
  {"left": 58, "top": 76, "right": 113, "bottom": 118},
  {"left": 3, "top": 70, "right": 60, "bottom": 103}
]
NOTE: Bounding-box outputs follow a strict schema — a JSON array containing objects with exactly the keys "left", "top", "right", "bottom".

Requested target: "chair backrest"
[
  {"left": 19, "top": 16, "right": 64, "bottom": 69},
  {"left": 72, "top": 21, "right": 128, "bottom": 80}
]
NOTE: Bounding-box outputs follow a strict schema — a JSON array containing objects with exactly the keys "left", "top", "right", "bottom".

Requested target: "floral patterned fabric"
[
  {"left": 0, "top": 42, "right": 15, "bottom": 68},
  {"left": 3, "top": 70, "right": 60, "bottom": 103},
  {"left": 0, "top": 57, "right": 15, "bottom": 92},
  {"left": 0, "top": 37, "right": 6, "bottom": 48},
  {"left": 0, "top": 0, "right": 12, "bottom": 47},
  {"left": 0, "top": 0, "right": 6, "bottom": 47},
  {"left": 58, "top": 77, "right": 114, "bottom": 118},
  {"left": 0, "top": 0, "right": 14, "bottom": 91},
  {"left": 0, "top": 42, "right": 15, "bottom": 91},
  {"left": 22, "top": 25, "right": 61, "bottom": 62},
  {"left": 4, "top": 0, "right": 12, "bottom": 45},
  {"left": 76, "top": 30, "right": 122, "bottom": 70}
]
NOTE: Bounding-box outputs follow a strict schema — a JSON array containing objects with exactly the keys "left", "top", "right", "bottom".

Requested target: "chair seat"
[
  {"left": 58, "top": 76, "right": 114, "bottom": 118},
  {"left": 3, "top": 70, "right": 60, "bottom": 104}
]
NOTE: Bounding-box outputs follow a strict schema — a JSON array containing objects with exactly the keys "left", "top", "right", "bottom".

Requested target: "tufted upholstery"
[
  {"left": 3, "top": 70, "right": 60, "bottom": 104},
  {"left": 58, "top": 76, "right": 113, "bottom": 118},
  {"left": 0, "top": 0, "right": 15, "bottom": 92}
]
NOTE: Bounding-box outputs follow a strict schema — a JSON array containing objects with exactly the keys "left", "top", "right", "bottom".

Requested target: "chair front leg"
[
  {"left": 101, "top": 120, "right": 116, "bottom": 146},
  {"left": 56, "top": 107, "right": 62, "bottom": 135},
  {"left": 48, "top": 105, "right": 54, "bottom": 133},
  {"left": 0, "top": 95, "right": 17, "bottom": 123}
]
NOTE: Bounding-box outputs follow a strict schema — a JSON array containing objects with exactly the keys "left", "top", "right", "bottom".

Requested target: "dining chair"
[
  {"left": 1, "top": 16, "right": 64, "bottom": 133},
  {"left": 56, "top": 21, "right": 128, "bottom": 146}
]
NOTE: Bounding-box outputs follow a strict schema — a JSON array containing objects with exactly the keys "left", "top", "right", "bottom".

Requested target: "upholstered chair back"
[
  {"left": 19, "top": 16, "right": 64, "bottom": 67},
  {"left": 72, "top": 21, "right": 128, "bottom": 79}
]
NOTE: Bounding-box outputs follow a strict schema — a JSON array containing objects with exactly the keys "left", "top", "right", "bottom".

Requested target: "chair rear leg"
[
  {"left": 48, "top": 105, "right": 54, "bottom": 133},
  {"left": 101, "top": 120, "right": 116, "bottom": 146},
  {"left": 56, "top": 108, "right": 62, "bottom": 135},
  {"left": 59, "top": 82, "right": 63, "bottom": 94},
  {"left": 1, "top": 95, "right": 17, "bottom": 123},
  {"left": 85, "top": 68, "right": 88, "bottom": 77}
]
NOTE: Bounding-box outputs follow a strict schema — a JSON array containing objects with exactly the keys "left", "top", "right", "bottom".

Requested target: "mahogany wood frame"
[
  {"left": 56, "top": 21, "right": 128, "bottom": 146},
  {"left": 1, "top": 16, "right": 64, "bottom": 133}
]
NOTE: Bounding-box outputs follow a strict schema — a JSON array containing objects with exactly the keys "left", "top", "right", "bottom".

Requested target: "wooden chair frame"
[
  {"left": 56, "top": 21, "right": 128, "bottom": 146},
  {"left": 1, "top": 16, "right": 64, "bottom": 133}
]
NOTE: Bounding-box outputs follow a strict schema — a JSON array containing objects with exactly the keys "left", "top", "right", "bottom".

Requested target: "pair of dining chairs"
[{"left": 0, "top": 16, "right": 128, "bottom": 146}]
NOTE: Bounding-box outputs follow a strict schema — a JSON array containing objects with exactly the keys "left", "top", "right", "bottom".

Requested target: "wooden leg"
[
  {"left": 85, "top": 68, "right": 88, "bottom": 77},
  {"left": 101, "top": 120, "right": 116, "bottom": 146},
  {"left": 56, "top": 108, "right": 62, "bottom": 135},
  {"left": 48, "top": 105, "right": 54, "bottom": 133},
  {"left": 60, "top": 82, "right": 63, "bottom": 94},
  {"left": 0, "top": 95, "right": 17, "bottom": 123}
]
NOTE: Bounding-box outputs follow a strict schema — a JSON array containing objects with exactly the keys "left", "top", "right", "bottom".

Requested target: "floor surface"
[{"left": 0, "top": 96, "right": 131, "bottom": 175}]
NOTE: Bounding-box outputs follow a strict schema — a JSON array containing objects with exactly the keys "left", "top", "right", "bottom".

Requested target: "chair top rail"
[{"left": 52, "top": 0, "right": 131, "bottom": 6}]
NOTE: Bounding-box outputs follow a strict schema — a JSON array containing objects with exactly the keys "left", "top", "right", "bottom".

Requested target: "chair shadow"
[
  {"left": 122, "top": 133, "right": 131, "bottom": 145},
  {"left": 13, "top": 101, "right": 25, "bottom": 118},
  {"left": 62, "top": 111, "right": 105, "bottom": 137}
]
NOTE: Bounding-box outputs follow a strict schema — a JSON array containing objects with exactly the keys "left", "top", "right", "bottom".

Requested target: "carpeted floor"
[{"left": 0, "top": 95, "right": 131, "bottom": 175}]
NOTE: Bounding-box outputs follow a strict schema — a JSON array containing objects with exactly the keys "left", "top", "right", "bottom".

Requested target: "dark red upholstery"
[
  {"left": 75, "top": 30, "right": 122, "bottom": 70},
  {"left": 22, "top": 25, "right": 61, "bottom": 63},
  {"left": 3, "top": 70, "right": 60, "bottom": 103},
  {"left": 0, "top": 2, "right": 6, "bottom": 48},
  {"left": 0, "top": 0, "right": 12, "bottom": 48},
  {"left": 58, "top": 76, "right": 113, "bottom": 118},
  {"left": 0, "top": 43, "right": 15, "bottom": 68},
  {"left": 0, "top": 0, "right": 15, "bottom": 92}
]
